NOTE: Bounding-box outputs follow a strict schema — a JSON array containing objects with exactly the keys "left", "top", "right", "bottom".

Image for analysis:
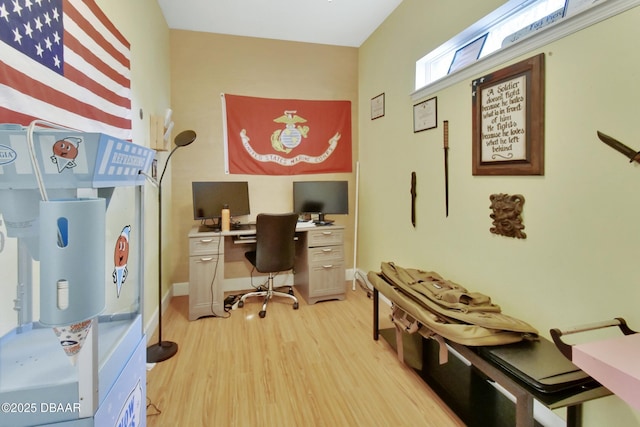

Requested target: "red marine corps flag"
[{"left": 222, "top": 93, "right": 352, "bottom": 175}]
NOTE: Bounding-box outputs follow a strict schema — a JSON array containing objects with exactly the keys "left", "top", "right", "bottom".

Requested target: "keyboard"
[
  {"left": 236, "top": 234, "right": 256, "bottom": 240},
  {"left": 232, "top": 223, "right": 256, "bottom": 230}
]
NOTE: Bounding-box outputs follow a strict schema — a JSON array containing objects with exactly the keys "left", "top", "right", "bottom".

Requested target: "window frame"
[{"left": 412, "top": 0, "right": 640, "bottom": 101}]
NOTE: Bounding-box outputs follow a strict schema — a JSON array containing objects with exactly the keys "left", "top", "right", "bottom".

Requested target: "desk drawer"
[
  {"left": 308, "top": 246, "right": 344, "bottom": 264},
  {"left": 307, "top": 229, "right": 343, "bottom": 247},
  {"left": 189, "top": 236, "right": 222, "bottom": 256}
]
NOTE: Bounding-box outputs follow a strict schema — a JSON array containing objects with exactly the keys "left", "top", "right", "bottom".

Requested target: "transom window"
[{"left": 412, "top": 0, "right": 639, "bottom": 100}]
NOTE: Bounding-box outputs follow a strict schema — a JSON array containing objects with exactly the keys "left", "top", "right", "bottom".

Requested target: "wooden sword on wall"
[
  {"left": 443, "top": 120, "right": 449, "bottom": 217},
  {"left": 410, "top": 171, "right": 417, "bottom": 227}
]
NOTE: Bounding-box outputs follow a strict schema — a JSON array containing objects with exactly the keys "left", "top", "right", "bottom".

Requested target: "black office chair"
[{"left": 237, "top": 212, "right": 299, "bottom": 318}]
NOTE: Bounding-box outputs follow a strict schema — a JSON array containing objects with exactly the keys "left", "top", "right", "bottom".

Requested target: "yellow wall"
[
  {"left": 358, "top": 1, "right": 640, "bottom": 425},
  {"left": 166, "top": 31, "right": 359, "bottom": 285}
]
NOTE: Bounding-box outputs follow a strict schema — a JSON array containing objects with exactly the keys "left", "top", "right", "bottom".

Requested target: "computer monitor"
[
  {"left": 192, "top": 181, "right": 250, "bottom": 230},
  {"left": 293, "top": 180, "right": 348, "bottom": 225}
]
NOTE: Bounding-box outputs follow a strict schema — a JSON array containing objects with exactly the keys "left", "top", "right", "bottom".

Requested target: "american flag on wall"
[{"left": 0, "top": 0, "right": 132, "bottom": 140}]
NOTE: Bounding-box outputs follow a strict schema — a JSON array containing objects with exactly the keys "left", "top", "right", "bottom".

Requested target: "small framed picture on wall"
[
  {"left": 371, "top": 93, "right": 385, "bottom": 120},
  {"left": 413, "top": 96, "right": 437, "bottom": 132}
]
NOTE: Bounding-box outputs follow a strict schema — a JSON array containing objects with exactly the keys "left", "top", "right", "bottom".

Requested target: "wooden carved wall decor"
[{"left": 489, "top": 193, "right": 526, "bottom": 239}]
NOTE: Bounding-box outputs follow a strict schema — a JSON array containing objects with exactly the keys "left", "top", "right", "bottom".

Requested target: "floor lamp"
[{"left": 146, "top": 129, "right": 197, "bottom": 363}]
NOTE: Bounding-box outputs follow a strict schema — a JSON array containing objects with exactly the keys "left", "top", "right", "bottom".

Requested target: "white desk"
[{"left": 187, "top": 224, "right": 345, "bottom": 320}]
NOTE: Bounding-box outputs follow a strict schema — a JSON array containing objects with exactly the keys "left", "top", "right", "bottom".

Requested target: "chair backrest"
[{"left": 254, "top": 212, "right": 299, "bottom": 273}]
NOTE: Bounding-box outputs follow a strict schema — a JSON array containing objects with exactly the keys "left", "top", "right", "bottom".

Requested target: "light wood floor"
[{"left": 145, "top": 284, "right": 464, "bottom": 427}]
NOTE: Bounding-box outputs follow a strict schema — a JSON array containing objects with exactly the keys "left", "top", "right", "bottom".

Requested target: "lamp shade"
[{"left": 174, "top": 130, "right": 196, "bottom": 147}]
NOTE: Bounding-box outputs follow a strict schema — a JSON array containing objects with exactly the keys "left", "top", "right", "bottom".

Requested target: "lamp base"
[{"left": 147, "top": 341, "right": 178, "bottom": 363}]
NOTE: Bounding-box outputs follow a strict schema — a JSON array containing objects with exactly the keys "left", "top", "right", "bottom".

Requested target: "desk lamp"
[{"left": 147, "top": 129, "right": 196, "bottom": 363}]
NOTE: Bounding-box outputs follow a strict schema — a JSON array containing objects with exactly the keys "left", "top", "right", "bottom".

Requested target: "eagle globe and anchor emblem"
[
  {"left": 238, "top": 109, "right": 341, "bottom": 166},
  {"left": 271, "top": 110, "right": 309, "bottom": 153}
]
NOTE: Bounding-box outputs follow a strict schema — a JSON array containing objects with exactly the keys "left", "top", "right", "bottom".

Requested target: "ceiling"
[{"left": 156, "top": 0, "right": 403, "bottom": 47}]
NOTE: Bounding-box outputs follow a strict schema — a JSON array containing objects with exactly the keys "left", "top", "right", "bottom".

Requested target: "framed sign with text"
[{"left": 471, "top": 53, "right": 545, "bottom": 175}]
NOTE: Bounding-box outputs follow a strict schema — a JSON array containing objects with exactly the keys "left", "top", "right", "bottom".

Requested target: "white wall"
[{"left": 358, "top": 1, "right": 640, "bottom": 425}]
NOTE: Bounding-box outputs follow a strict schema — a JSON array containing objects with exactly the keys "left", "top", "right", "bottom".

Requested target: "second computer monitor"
[{"left": 293, "top": 180, "right": 348, "bottom": 224}]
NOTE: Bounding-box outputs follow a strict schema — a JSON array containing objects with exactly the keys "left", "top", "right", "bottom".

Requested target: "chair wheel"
[
  {"left": 293, "top": 302, "right": 299, "bottom": 310},
  {"left": 259, "top": 310, "right": 266, "bottom": 318},
  {"left": 288, "top": 288, "right": 295, "bottom": 296},
  {"left": 238, "top": 300, "right": 244, "bottom": 308}
]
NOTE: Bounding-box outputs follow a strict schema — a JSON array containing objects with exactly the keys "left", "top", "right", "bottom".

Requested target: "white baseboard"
[
  {"left": 170, "top": 268, "right": 364, "bottom": 298},
  {"left": 173, "top": 281, "right": 189, "bottom": 296}
]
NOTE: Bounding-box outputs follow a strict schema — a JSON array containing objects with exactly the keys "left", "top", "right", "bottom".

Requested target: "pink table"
[{"left": 572, "top": 333, "right": 640, "bottom": 411}]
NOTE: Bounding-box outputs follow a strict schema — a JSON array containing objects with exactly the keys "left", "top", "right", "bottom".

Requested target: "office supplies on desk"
[{"left": 296, "top": 220, "right": 316, "bottom": 228}]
